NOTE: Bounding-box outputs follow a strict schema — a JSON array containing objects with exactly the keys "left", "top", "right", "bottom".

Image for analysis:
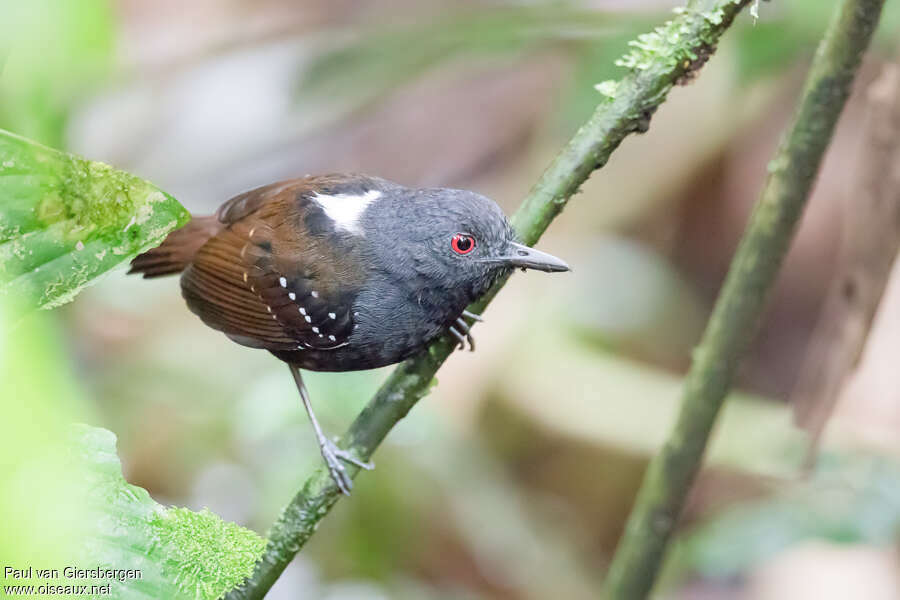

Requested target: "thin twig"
[
  {"left": 599, "top": 0, "right": 886, "bottom": 598},
  {"left": 225, "top": 1, "right": 753, "bottom": 598}
]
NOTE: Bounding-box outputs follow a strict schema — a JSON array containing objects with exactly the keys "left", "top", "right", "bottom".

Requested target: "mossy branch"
[
  {"left": 599, "top": 0, "right": 887, "bottom": 599},
  {"left": 225, "top": 1, "right": 753, "bottom": 598}
]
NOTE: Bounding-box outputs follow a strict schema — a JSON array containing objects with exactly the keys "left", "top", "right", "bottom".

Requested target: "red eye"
[{"left": 451, "top": 233, "right": 476, "bottom": 255}]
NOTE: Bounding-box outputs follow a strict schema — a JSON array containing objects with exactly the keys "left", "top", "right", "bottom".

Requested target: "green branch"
[
  {"left": 225, "top": 1, "right": 752, "bottom": 598},
  {"left": 599, "top": 0, "right": 887, "bottom": 598}
]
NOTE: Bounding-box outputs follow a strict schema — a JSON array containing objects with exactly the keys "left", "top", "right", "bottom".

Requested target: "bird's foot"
[
  {"left": 449, "top": 317, "right": 477, "bottom": 351},
  {"left": 318, "top": 437, "right": 374, "bottom": 496}
]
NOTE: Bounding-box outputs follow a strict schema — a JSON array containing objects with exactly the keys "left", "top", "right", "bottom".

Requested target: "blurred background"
[{"left": 3, "top": 0, "right": 900, "bottom": 598}]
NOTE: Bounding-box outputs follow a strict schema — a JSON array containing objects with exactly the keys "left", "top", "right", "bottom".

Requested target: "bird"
[{"left": 129, "top": 173, "right": 569, "bottom": 494}]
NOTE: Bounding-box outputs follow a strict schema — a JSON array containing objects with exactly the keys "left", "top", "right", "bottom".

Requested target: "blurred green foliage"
[
  {"left": 300, "top": 0, "right": 900, "bottom": 131},
  {"left": 0, "top": 304, "right": 267, "bottom": 599},
  {"left": 0, "top": 304, "right": 87, "bottom": 578},
  {"left": 301, "top": 7, "right": 651, "bottom": 117},
  {"left": 0, "top": 0, "right": 113, "bottom": 147},
  {"left": 670, "top": 454, "right": 900, "bottom": 580},
  {"left": 299, "top": 6, "right": 654, "bottom": 128}
]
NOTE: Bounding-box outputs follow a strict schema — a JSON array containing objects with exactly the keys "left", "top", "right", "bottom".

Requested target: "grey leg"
[
  {"left": 462, "top": 309, "right": 483, "bottom": 322},
  {"left": 289, "top": 364, "right": 373, "bottom": 496}
]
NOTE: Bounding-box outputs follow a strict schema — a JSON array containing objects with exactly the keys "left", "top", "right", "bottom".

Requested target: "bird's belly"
[{"left": 269, "top": 337, "right": 432, "bottom": 372}]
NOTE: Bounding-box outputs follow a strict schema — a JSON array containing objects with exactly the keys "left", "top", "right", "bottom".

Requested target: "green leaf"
[
  {"left": 0, "top": 129, "right": 190, "bottom": 310},
  {"left": 71, "top": 424, "right": 267, "bottom": 600}
]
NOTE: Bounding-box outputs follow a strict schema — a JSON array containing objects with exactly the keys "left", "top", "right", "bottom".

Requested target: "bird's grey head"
[{"left": 354, "top": 183, "right": 569, "bottom": 302}]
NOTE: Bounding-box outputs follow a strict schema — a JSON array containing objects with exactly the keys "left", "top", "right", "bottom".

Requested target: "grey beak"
[{"left": 501, "top": 242, "right": 570, "bottom": 273}]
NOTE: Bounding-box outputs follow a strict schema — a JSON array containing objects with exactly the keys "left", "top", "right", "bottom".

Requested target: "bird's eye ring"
[{"left": 451, "top": 233, "right": 476, "bottom": 255}]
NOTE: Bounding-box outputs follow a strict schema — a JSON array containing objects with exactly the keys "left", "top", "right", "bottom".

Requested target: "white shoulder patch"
[{"left": 312, "top": 189, "right": 382, "bottom": 235}]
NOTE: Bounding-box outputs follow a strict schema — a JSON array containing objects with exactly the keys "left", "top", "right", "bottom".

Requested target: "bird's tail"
[{"left": 128, "top": 215, "right": 222, "bottom": 278}]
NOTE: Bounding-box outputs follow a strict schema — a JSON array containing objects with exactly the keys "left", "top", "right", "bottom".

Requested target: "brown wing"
[
  {"left": 215, "top": 179, "right": 301, "bottom": 225},
  {"left": 181, "top": 178, "right": 366, "bottom": 352}
]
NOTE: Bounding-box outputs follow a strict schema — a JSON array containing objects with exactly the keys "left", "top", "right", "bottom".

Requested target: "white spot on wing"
[
  {"left": 312, "top": 189, "right": 382, "bottom": 235},
  {"left": 289, "top": 292, "right": 296, "bottom": 300},
  {"left": 310, "top": 290, "right": 319, "bottom": 298},
  {"left": 328, "top": 312, "right": 336, "bottom": 319},
  {"left": 279, "top": 277, "right": 287, "bottom": 288}
]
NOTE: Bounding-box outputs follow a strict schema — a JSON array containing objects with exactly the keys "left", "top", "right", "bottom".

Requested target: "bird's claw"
[
  {"left": 462, "top": 309, "right": 483, "bottom": 322},
  {"left": 449, "top": 322, "right": 475, "bottom": 351},
  {"left": 319, "top": 438, "right": 374, "bottom": 496},
  {"left": 449, "top": 313, "right": 481, "bottom": 351}
]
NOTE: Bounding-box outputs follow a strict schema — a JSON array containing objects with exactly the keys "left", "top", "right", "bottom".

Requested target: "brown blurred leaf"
[{"left": 792, "top": 62, "right": 900, "bottom": 451}]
